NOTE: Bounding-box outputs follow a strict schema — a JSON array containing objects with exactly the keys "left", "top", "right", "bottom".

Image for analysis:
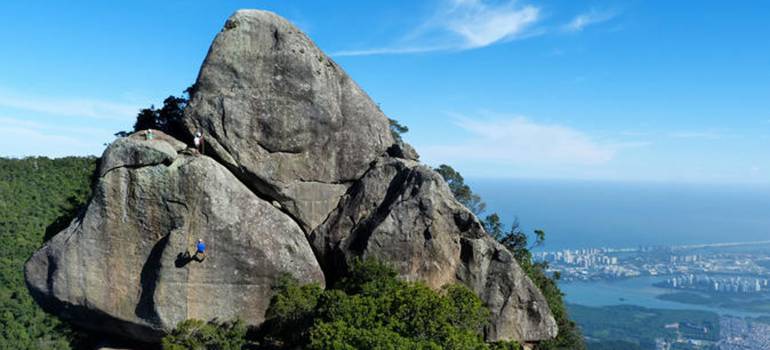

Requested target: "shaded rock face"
[
  {"left": 25, "top": 9, "right": 557, "bottom": 345},
  {"left": 311, "top": 158, "right": 557, "bottom": 341},
  {"left": 25, "top": 133, "right": 324, "bottom": 342},
  {"left": 184, "top": 10, "right": 393, "bottom": 232}
]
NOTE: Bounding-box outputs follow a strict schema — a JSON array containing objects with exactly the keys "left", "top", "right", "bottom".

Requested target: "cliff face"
[
  {"left": 25, "top": 132, "right": 324, "bottom": 342},
  {"left": 25, "top": 10, "right": 557, "bottom": 344}
]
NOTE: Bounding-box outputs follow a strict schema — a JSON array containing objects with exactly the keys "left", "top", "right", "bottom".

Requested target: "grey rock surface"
[
  {"left": 26, "top": 9, "right": 557, "bottom": 345},
  {"left": 98, "top": 131, "right": 185, "bottom": 177},
  {"left": 184, "top": 10, "right": 394, "bottom": 232},
  {"left": 25, "top": 134, "right": 324, "bottom": 342},
  {"left": 386, "top": 141, "right": 419, "bottom": 161},
  {"left": 311, "top": 158, "right": 558, "bottom": 341}
]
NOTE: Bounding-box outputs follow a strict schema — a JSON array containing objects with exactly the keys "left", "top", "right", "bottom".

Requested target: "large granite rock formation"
[
  {"left": 25, "top": 9, "right": 557, "bottom": 345},
  {"left": 183, "top": 10, "right": 393, "bottom": 233},
  {"left": 26, "top": 133, "right": 324, "bottom": 342}
]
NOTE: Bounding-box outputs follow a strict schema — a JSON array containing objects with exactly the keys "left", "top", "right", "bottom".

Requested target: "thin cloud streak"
[
  {"left": 333, "top": 45, "right": 454, "bottom": 57},
  {"left": 0, "top": 116, "right": 117, "bottom": 157},
  {"left": 0, "top": 125, "right": 103, "bottom": 157},
  {"left": 0, "top": 116, "right": 116, "bottom": 137},
  {"left": 333, "top": 0, "right": 540, "bottom": 57},
  {"left": 563, "top": 10, "right": 617, "bottom": 32},
  {"left": 0, "top": 89, "right": 139, "bottom": 120},
  {"left": 420, "top": 115, "right": 616, "bottom": 166},
  {"left": 667, "top": 130, "right": 723, "bottom": 140},
  {"left": 620, "top": 129, "right": 728, "bottom": 140}
]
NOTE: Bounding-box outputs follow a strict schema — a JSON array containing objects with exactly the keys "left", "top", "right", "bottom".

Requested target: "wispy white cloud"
[
  {"left": 0, "top": 89, "right": 139, "bottom": 120},
  {"left": 0, "top": 117, "right": 115, "bottom": 137},
  {"left": 420, "top": 115, "right": 616, "bottom": 165},
  {"left": 0, "top": 116, "right": 116, "bottom": 157},
  {"left": 334, "top": 0, "right": 540, "bottom": 57},
  {"left": 333, "top": 45, "right": 453, "bottom": 57},
  {"left": 620, "top": 129, "right": 728, "bottom": 140},
  {"left": 667, "top": 130, "right": 723, "bottom": 140},
  {"left": 0, "top": 125, "right": 101, "bottom": 158},
  {"left": 563, "top": 10, "right": 617, "bottom": 32},
  {"left": 444, "top": 0, "right": 540, "bottom": 48}
]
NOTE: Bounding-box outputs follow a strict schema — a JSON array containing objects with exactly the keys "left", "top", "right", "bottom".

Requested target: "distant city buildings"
[
  {"left": 544, "top": 243, "right": 770, "bottom": 350},
  {"left": 661, "top": 274, "right": 769, "bottom": 294},
  {"left": 536, "top": 244, "right": 770, "bottom": 283}
]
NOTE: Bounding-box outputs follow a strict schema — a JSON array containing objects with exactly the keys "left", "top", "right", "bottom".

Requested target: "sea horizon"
[{"left": 469, "top": 178, "right": 770, "bottom": 251}]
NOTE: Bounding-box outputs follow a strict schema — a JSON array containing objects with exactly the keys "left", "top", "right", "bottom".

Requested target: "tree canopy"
[
  {"left": 388, "top": 118, "right": 409, "bottom": 142},
  {"left": 132, "top": 95, "right": 189, "bottom": 140},
  {"left": 164, "top": 259, "right": 523, "bottom": 350},
  {"left": 433, "top": 164, "right": 486, "bottom": 215},
  {"left": 0, "top": 157, "right": 97, "bottom": 349}
]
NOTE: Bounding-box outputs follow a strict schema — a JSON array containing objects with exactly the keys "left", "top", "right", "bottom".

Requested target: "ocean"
[{"left": 468, "top": 179, "right": 770, "bottom": 250}]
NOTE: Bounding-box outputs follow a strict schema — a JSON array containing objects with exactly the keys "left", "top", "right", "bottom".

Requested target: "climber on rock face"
[{"left": 194, "top": 239, "right": 206, "bottom": 262}]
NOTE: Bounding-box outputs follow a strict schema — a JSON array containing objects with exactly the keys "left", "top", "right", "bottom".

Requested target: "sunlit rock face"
[
  {"left": 183, "top": 10, "right": 394, "bottom": 233},
  {"left": 26, "top": 10, "right": 557, "bottom": 344},
  {"left": 25, "top": 133, "right": 324, "bottom": 342}
]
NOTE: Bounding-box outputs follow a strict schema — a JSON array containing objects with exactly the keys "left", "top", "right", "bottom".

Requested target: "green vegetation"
[
  {"left": 115, "top": 90, "right": 190, "bottom": 139},
  {"left": 388, "top": 118, "right": 409, "bottom": 143},
  {"left": 162, "top": 319, "right": 254, "bottom": 350},
  {"left": 585, "top": 340, "right": 643, "bottom": 350},
  {"left": 0, "top": 156, "right": 97, "bottom": 350},
  {"left": 434, "top": 164, "right": 486, "bottom": 215},
  {"left": 657, "top": 292, "right": 715, "bottom": 305},
  {"left": 164, "top": 259, "right": 521, "bottom": 350},
  {"left": 434, "top": 164, "right": 585, "bottom": 350},
  {"left": 568, "top": 304, "right": 719, "bottom": 349}
]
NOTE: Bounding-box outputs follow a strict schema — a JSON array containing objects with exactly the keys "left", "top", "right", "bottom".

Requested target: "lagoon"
[{"left": 560, "top": 276, "right": 769, "bottom": 318}]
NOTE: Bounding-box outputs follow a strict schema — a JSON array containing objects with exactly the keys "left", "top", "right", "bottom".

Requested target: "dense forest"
[{"left": 0, "top": 156, "right": 97, "bottom": 349}]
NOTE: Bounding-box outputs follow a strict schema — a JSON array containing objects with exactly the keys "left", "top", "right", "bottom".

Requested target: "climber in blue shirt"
[{"left": 194, "top": 239, "right": 206, "bottom": 262}]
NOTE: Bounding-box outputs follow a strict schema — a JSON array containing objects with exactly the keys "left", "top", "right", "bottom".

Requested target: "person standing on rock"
[
  {"left": 194, "top": 239, "right": 206, "bottom": 262},
  {"left": 193, "top": 131, "right": 204, "bottom": 154}
]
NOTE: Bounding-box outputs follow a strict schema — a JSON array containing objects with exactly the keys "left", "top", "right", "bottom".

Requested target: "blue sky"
[{"left": 1, "top": 0, "right": 769, "bottom": 185}]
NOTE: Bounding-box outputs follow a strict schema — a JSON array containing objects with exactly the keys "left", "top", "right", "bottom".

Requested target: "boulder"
[
  {"left": 25, "top": 133, "right": 324, "bottom": 342},
  {"left": 184, "top": 10, "right": 394, "bottom": 233},
  {"left": 311, "top": 158, "right": 558, "bottom": 342},
  {"left": 386, "top": 141, "right": 419, "bottom": 161}
]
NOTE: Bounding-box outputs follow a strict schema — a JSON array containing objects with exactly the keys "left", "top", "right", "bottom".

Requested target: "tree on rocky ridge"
[
  {"left": 388, "top": 118, "right": 409, "bottom": 142},
  {"left": 129, "top": 90, "right": 190, "bottom": 140},
  {"left": 434, "top": 164, "right": 486, "bottom": 216}
]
